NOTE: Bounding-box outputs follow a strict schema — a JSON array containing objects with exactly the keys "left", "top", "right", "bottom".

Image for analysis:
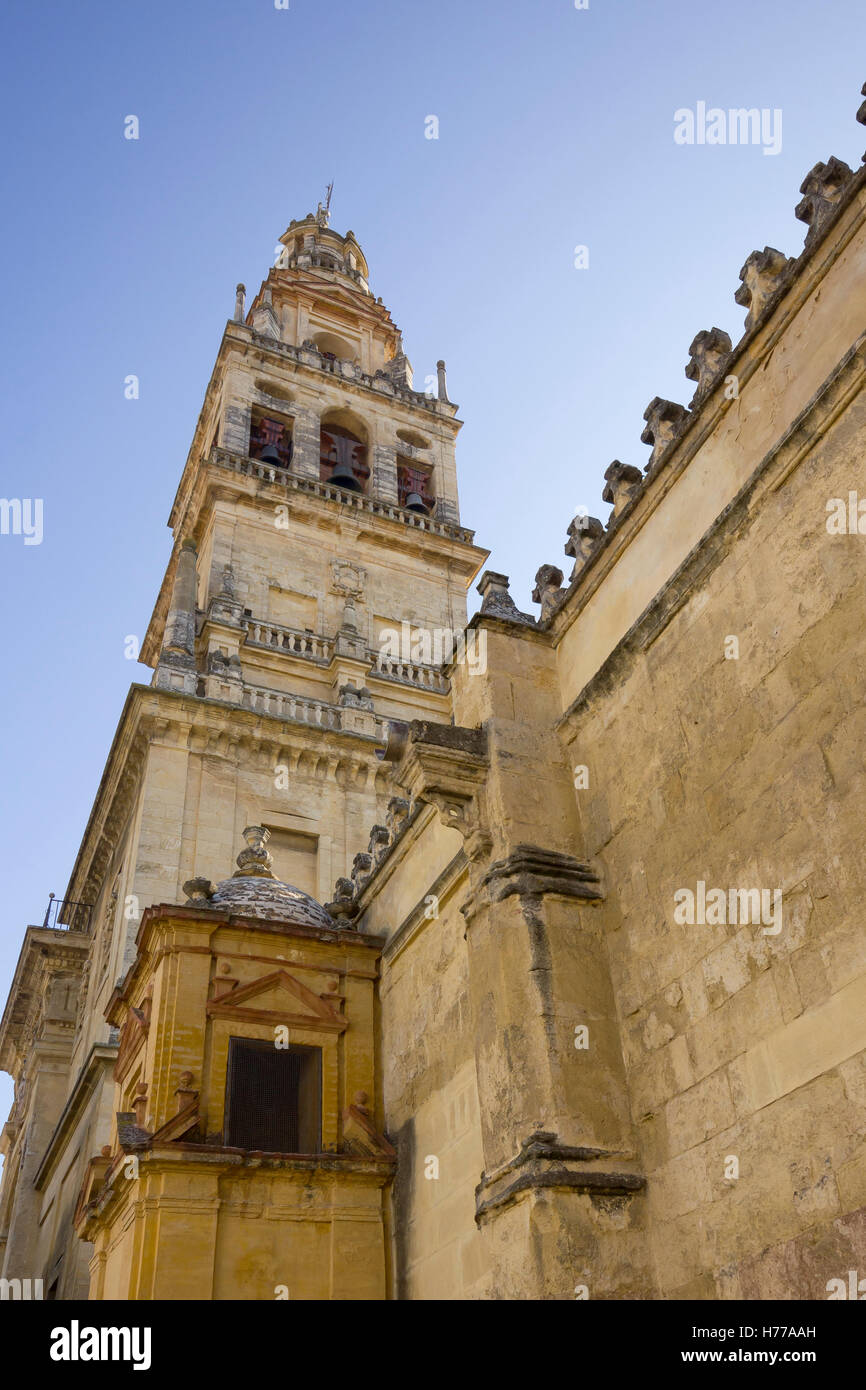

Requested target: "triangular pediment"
[
  {"left": 207, "top": 969, "right": 344, "bottom": 1027},
  {"left": 277, "top": 272, "right": 390, "bottom": 326}
]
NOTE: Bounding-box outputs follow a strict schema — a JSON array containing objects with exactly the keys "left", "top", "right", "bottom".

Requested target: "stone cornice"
[
  {"left": 0, "top": 927, "right": 90, "bottom": 1077},
  {"left": 391, "top": 722, "right": 491, "bottom": 863},
  {"left": 76, "top": 1142, "right": 394, "bottom": 1241},
  {"left": 474, "top": 1130, "right": 645, "bottom": 1224},
  {"left": 33, "top": 1043, "right": 118, "bottom": 1190},
  {"left": 108, "top": 902, "right": 384, "bottom": 1020}
]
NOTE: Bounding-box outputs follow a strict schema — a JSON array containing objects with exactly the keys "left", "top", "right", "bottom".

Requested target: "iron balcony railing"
[{"left": 41, "top": 894, "right": 93, "bottom": 934}]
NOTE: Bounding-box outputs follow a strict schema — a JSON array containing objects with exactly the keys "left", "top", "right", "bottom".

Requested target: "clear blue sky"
[{"left": 1, "top": 0, "right": 864, "bottom": 1130}]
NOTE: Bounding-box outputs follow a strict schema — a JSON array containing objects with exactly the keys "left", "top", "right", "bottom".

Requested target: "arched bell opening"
[
  {"left": 397, "top": 457, "right": 434, "bottom": 513},
  {"left": 320, "top": 411, "right": 369, "bottom": 493},
  {"left": 249, "top": 408, "right": 293, "bottom": 469}
]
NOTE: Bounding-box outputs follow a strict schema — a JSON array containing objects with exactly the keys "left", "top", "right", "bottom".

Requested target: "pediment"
[
  {"left": 281, "top": 273, "right": 389, "bottom": 326},
  {"left": 207, "top": 969, "right": 345, "bottom": 1030}
]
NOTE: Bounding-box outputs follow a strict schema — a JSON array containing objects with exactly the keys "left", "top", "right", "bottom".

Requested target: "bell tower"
[
  {"left": 133, "top": 205, "right": 488, "bottom": 912},
  {"left": 0, "top": 204, "right": 487, "bottom": 1300}
]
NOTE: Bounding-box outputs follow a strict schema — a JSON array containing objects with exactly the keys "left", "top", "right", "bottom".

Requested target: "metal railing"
[{"left": 41, "top": 894, "right": 93, "bottom": 934}]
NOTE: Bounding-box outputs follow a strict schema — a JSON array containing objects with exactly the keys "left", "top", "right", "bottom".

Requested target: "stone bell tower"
[{"left": 0, "top": 203, "right": 487, "bottom": 1300}]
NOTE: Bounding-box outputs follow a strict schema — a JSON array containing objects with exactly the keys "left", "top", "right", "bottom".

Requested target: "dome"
[
  {"left": 183, "top": 826, "right": 337, "bottom": 930},
  {"left": 209, "top": 874, "right": 337, "bottom": 930}
]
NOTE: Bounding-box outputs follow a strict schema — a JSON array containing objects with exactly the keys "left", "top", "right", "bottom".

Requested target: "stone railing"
[
  {"left": 243, "top": 328, "right": 448, "bottom": 417},
  {"left": 240, "top": 683, "right": 388, "bottom": 738},
  {"left": 370, "top": 651, "right": 450, "bottom": 693},
  {"left": 242, "top": 619, "right": 333, "bottom": 663},
  {"left": 209, "top": 447, "right": 475, "bottom": 543},
  {"left": 241, "top": 684, "right": 340, "bottom": 727},
  {"left": 239, "top": 612, "right": 450, "bottom": 694}
]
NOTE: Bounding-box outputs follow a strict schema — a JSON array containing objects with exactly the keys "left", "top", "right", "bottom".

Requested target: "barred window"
[{"left": 224, "top": 1038, "right": 321, "bottom": 1153}]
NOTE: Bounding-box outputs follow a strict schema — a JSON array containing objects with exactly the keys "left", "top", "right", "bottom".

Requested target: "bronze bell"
[
  {"left": 404, "top": 491, "right": 428, "bottom": 513},
  {"left": 258, "top": 444, "right": 284, "bottom": 467},
  {"left": 329, "top": 459, "right": 363, "bottom": 492}
]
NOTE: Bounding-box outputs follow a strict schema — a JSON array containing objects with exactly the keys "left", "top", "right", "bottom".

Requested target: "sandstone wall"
[
  {"left": 363, "top": 810, "right": 492, "bottom": 1298},
  {"left": 558, "top": 348, "right": 866, "bottom": 1299}
]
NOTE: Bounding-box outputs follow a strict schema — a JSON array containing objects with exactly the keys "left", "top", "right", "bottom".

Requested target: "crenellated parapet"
[
  {"left": 602, "top": 460, "right": 644, "bottom": 517},
  {"left": 685, "top": 327, "right": 733, "bottom": 406},
  {"left": 325, "top": 794, "right": 417, "bottom": 916},
  {"left": 546, "top": 79, "right": 866, "bottom": 638},
  {"left": 564, "top": 513, "right": 604, "bottom": 582},
  {"left": 734, "top": 246, "right": 793, "bottom": 332},
  {"left": 640, "top": 399, "right": 690, "bottom": 474},
  {"left": 477, "top": 571, "right": 536, "bottom": 627},
  {"left": 795, "top": 156, "right": 855, "bottom": 250},
  {"left": 531, "top": 565, "right": 566, "bottom": 620}
]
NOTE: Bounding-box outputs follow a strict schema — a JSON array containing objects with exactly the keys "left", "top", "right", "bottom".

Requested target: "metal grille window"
[{"left": 224, "top": 1038, "right": 321, "bottom": 1154}]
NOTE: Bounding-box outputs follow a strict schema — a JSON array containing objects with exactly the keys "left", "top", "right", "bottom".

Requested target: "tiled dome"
[
  {"left": 183, "top": 825, "right": 337, "bottom": 930},
  {"left": 209, "top": 874, "right": 336, "bottom": 929}
]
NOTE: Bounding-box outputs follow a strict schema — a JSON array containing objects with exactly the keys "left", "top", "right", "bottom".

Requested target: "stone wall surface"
[{"left": 558, "top": 347, "right": 866, "bottom": 1300}]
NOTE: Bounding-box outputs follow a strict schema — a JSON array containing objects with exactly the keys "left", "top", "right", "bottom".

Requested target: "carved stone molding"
[
  {"left": 330, "top": 559, "right": 366, "bottom": 597},
  {"left": 474, "top": 1129, "right": 645, "bottom": 1224},
  {"left": 392, "top": 722, "right": 491, "bottom": 862},
  {"left": 462, "top": 844, "right": 603, "bottom": 926}
]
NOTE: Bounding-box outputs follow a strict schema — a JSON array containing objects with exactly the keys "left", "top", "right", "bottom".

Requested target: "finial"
[
  {"left": 233, "top": 825, "right": 277, "bottom": 880},
  {"left": 234, "top": 283, "right": 246, "bottom": 322},
  {"left": 476, "top": 571, "right": 536, "bottom": 626},
  {"left": 436, "top": 360, "right": 448, "bottom": 401}
]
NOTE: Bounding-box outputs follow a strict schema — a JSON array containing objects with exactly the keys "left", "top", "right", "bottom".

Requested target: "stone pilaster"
[
  {"left": 155, "top": 541, "right": 198, "bottom": 694},
  {"left": 222, "top": 399, "right": 252, "bottom": 455},
  {"left": 371, "top": 443, "right": 399, "bottom": 504},
  {"left": 390, "top": 623, "right": 650, "bottom": 1298},
  {"left": 291, "top": 405, "right": 321, "bottom": 479}
]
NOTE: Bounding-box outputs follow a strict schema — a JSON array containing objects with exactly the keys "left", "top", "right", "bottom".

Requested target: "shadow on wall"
[{"left": 390, "top": 1115, "right": 416, "bottom": 1301}]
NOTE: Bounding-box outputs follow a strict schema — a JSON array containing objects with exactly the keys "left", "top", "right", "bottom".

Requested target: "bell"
[
  {"left": 259, "top": 444, "right": 285, "bottom": 468},
  {"left": 329, "top": 459, "right": 363, "bottom": 492},
  {"left": 404, "top": 491, "right": 428, "bottom": 514}
]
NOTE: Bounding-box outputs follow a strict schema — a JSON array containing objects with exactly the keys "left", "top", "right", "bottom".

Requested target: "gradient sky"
[{"left": 1, "top": 0, "right": 864, "bottom": 1131}]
